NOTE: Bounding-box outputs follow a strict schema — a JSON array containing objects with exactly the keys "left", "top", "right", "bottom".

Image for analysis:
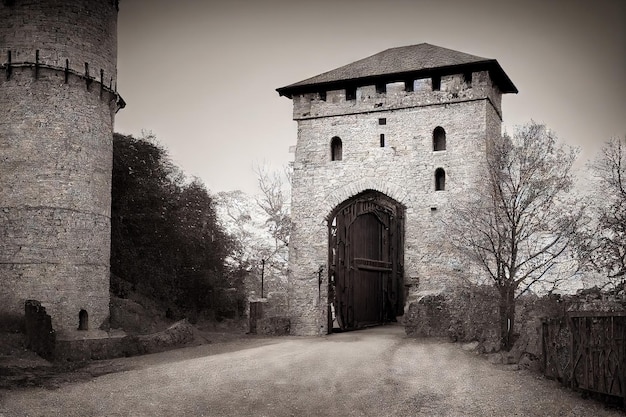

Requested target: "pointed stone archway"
[{"left": 327, "top": 190, "right": 404, "bottom": 331}]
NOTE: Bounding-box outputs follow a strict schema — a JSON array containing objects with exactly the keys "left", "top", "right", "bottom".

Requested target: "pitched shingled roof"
[{"left": 277, "top": 43, "right": 517, "bottom": 97}]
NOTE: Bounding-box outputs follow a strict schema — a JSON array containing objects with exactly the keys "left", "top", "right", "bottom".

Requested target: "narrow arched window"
[
  {"left": 78, "top": 309, "right": 88, "bottom": 330},
  {"left": 433, "top": 126, "right": 446, "bottom": 151},
  {"left": 331, "top": 136, "right": 342, "bottom": 161},
  {"left": 435, "top": 168, "right": 446, "bottom": 191}
]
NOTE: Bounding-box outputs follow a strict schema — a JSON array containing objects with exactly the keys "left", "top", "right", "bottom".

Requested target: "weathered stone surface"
[
  {"left": 404, "top": 284, "right": 500, "bottom": 349},
  {"left": 0, "top": 1, "right": 121, "bottom": 333},
  {"left": 257, "top": 317, "right": 291, "bottom": 336},
  {"left": 0, "top": 0, "right": 118, "bottom": 79},
  {"left": 285, "top": 63, "right": 508, "bottom": 335},
  {"left": 518, "top": 352, "right": 541, "bottom": 372},
  {"left": 264, "top": 291, "right": 289, "bottom": 318},
  {"left": 405, "top": 292, "right": 451, "bottom": 338},
  {"left": 24, "top": 300, "right": 56, "bottom": 360},
  {"left": 134, "top": 319, "right": 194, "bottom": 354},
  {"left": 54, "top": 319, "right": 194, "bottom": 362},
  {"left": 249, "top": 295, "right": 291, "bottom": 335}
]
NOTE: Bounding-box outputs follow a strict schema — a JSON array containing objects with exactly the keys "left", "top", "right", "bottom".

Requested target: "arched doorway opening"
[
  {"left": 328, "top": 190, "right": 404, "bottom": 332},
  {"left": 78, "top": 309, "right": 89, "bottom": 331}
]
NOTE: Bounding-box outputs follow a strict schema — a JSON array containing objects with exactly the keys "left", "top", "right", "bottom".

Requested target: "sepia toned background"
[{"left": 115, "top": 0, "right": 626, "bottom": 194}]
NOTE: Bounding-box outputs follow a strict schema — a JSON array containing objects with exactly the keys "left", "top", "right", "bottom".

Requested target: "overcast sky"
[{"left": 115, "top": 0, "right": 626, "bottom": 195}]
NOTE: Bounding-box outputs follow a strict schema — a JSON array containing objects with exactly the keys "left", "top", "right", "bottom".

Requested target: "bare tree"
[
  {"left": 253, "top": 163, "right": 291, "bottom": 255},
  {"left": 584, "top": 136, "right": 626, "bottom": 291},
  {"left": 450, "top": 122, "right": 584, "bottom": 350}
]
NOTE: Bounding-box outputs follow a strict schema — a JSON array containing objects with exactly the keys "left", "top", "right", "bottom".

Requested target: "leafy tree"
[
  {"left": 172, "top": 179, "right": 234, "bottom": 311},
  {"left": 111, "top": 133, "right": 237, "bottom": 317},
  {"left": 584, "top": 136, "right": 626, "bottom": 291},
  {"left": 216, "top": 164, "right": 291, "bottom": 298},
  {"left": 218, "top": 190, "right": 277, "bottom": 272},
  {"left": 111, "top": 133, "right": 180, "bottom": 294},
  {"left": 450, "top": 122, "right": 584, "bottom": 350}
]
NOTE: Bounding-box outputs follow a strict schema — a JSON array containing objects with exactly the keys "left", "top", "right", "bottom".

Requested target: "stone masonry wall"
[
  {"left": 288, "top": 71, "right": 503, "bottom": 335},
  {"left": 0, "top": 1, "right": 121, "bottom": 334},
  {"left": 0, "top": 0, "right": 118, "bottom": 85}
]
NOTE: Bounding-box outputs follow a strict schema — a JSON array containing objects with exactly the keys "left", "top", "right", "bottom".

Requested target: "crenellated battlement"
[
  {"left": 278, "top": 44, "right": 517, "bottom": 335},
  {"left": 292, "top": 70, "right": 502, "bottom": 121}
]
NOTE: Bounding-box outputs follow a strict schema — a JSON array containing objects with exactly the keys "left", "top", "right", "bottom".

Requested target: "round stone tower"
[{"left": 0, "top": 0, "right": 124, "bottom": 334}]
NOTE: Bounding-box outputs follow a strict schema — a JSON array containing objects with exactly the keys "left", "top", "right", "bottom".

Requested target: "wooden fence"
[
  {"left": 542, "top": 317, "right": 571, "bottom": 383},
  {"left": 542, "top": 312, "right": 625, "bottom": 408}
]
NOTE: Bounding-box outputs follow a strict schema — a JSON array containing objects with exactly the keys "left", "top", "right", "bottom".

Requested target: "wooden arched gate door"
[{"left": 328, "top": 191, "right": 404, "bottom": 331}]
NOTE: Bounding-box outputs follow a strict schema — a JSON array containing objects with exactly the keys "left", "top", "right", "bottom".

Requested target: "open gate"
[{"left": 328, "top": 191, "right": 404, "bottom": 331}]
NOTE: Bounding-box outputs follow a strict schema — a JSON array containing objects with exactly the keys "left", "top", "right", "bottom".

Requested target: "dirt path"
[{"left": 0, "top": 325, "right": 622, "bottom": 416}]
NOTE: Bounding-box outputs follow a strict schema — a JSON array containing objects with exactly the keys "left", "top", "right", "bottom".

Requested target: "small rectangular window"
[
  {"left": 380, "top": 134, "right": 385, "bottom": 147},
  {"left": 404, "top": 80, "right": 414, "bottom": 92},
  {"left": 376, "top": 83, "right": 386, "bottom": 94},
  {"left": 378, "top": 118, "right": 386, "bottom": 125},
  {"left": 319, "top": 91, "right": 327, "bottom": 101},
  {"left": 345, "top": 86, "right": 356, "bottom": 101},
  {"left": 432, "top": 76, "right": 441, "bottom": 91},
  {"left": 463, "top": 72, "right": 472, "bottom": 86}
]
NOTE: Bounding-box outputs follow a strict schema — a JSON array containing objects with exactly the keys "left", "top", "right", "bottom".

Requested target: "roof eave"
[{"left": 277, "top": 60, "right": 517, "bottom": 98}]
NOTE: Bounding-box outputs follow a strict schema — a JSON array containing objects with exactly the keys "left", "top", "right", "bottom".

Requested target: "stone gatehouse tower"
[
  {"left": 0, "top": 0, "right": 124, "bottom": 335},
  {"left": 277, "top": 43, "right": 517, "bottom": 336}
]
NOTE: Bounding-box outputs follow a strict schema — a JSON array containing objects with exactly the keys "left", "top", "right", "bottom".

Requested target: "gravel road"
[{"left": 0, "top": 325, "right": 622, "bottom": 416}]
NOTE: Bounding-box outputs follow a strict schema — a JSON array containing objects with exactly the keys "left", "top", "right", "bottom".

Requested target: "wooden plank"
[
  {"left": 329, "top": 191, "right": 405, "bottom": 331},
  {"left": 569, "top": 311, "right": 626, "bottom": 318},
  {"left": 353, "top": 257, "right": 392, "bottom": 268},
  {"left": 568, "top": 314, "right": 626, "bottom": 403}
]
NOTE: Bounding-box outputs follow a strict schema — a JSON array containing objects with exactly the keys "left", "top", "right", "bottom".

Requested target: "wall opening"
[
  {"left": 380, "top": 134, "right": 385, "bottom": 147},
  {"left": 432, "top": 76, "right": 441, "bottom": 91},
  {"left": 78, "top": 309, "right": 88, "bottom": 330},
  {"left": 464, "top": 72, "right": 473, "bottom": 86},
  {"left": 331, "top": 136, "right": 343, "bottom": 161},
  {"left": 433, "top": 126, "right": 446, "bottom": 151},
  {"left": 328, "top": 190, "right": 405, "bottom": 333},
  {"left": 378, "top": 118, "right": 386, "bottom": 125},
  {"left": 435, "top": 168, "right": 446, "bottom": 191},
  {"left": 345, "top": 86, "right": 356, "bottom": 101}
]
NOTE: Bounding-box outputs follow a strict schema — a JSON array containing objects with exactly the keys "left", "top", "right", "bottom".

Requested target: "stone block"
[
  {"left": 24, "top": 300, "right": 56, "bottom": 360},
  {"left": 405, "top": 285, "right": 500, "bottom": 347},
  {"left": 54, "top": 320, "right": 193, "bottom": 362},
  {"left": 257, "top": 317, "right": 291, "bottom": 336}
]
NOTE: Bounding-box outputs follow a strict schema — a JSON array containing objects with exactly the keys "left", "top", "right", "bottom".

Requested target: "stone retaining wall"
[
  {"left": 54, "top": 319, "right": 194, "bottom": 362},
  {"left": 404, "top": 284, "right": 500, "bottom": 352}
]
